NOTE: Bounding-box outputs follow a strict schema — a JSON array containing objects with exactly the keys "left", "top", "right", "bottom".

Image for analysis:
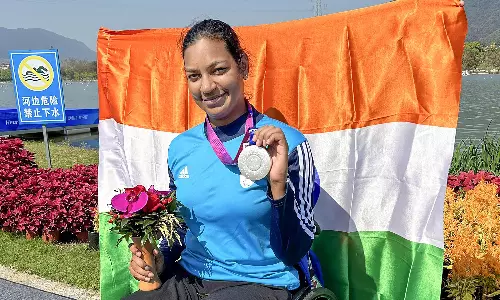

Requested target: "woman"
[{"left": 125, "top": 19, "right": 318, "bottom": 300}]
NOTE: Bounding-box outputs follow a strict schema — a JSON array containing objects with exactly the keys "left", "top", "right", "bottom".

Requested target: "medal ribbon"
[{"left": 205, "top": 101, "right": 255, "bottom": 165}]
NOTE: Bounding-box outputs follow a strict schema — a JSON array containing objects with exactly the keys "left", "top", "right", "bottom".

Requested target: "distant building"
[{"left": 0, "top": 63, "right": 10, "bottom": 70}]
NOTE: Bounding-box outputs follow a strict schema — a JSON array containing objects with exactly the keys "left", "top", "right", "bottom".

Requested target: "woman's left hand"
[{"left": 252, "top": 126, "right": 288, "bottom": 199}]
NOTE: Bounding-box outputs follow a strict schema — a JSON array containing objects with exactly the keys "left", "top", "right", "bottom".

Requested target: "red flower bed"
[
  {"left": 447, "top": 170, "right": 500, "bottom": 196},
  {"left": 0, "top": 137, "right": 97, "bottom": 237}
]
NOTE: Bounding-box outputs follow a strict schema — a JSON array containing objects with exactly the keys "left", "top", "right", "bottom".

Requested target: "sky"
[{"left": 1, "top": 0, "right": 388, "bottom": 50}]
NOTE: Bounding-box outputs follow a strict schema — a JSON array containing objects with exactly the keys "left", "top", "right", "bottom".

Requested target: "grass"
[
  {"left": 0, "top": 231, "right": 99, "bottom": 290},
  {"left": 450, "top": 132, "right": 500, "bottom": 175},
  {"left": 23, "top": 139, "right": 98, "bottom": 169},
  {"left": 0, "top": 138, "right": 100, "bottom": 290}
]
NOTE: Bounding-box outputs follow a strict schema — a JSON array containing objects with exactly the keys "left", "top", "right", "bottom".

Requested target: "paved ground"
[
  {"left": 0, "top": 266, "right": 99, "bottom": 300},
  {"left": 0, "top": 279, "right": 74, "bottom": 300}
]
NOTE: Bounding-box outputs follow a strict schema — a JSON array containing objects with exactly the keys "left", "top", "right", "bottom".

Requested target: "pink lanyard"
[{"left": 205, "top": 101, "right": 256, "bottom": 165}]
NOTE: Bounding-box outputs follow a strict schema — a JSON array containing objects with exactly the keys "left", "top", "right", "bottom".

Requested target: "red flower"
[
  {"left": 124, "top": 185, "right": 146, "bottom": 200},
  {"left": 447, "top": 171, "right": 500, "bottom": 196},
  {"left": 143, "top": 190, "right": 163, "bottom": 213}
]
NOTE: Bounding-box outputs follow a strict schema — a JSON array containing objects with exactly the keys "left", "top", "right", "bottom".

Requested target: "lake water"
[
  {"left": 0, "top": 81, "right": 99, "bottom": 109},
  {"left": 456, "top": 75, "right": 500, "bottom": 142},
  {"left": 0, "top": 75, "right": 499, "bottom": 148}
]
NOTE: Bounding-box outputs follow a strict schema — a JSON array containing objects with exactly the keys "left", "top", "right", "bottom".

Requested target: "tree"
[
  {"left": 482, "top": 43, "right": 500, "bottom": 70},
  {"left": 0, "top": 69, "right": 12, "bottom": 82},
  {"left": 462, "top": 41, "right": 484, "bottom": 70},
  {"left": 59, "top": 59, "right": 97, "bottom": 81}
]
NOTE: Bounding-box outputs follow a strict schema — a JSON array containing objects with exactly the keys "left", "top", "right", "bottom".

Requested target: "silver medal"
[{"left": 238, "top": 145, "right": 271, "bottom": 181}]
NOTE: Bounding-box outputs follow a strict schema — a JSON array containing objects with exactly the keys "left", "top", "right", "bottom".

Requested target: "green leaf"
[
  {"left": 143, "top": 219, "right": 155, "bottom": 227},
  {"left": 486, "top": 290, "right": 500, "bottom": 297},
  {"left": 124, "top": 233, "right": 131, "bottom": 244}
]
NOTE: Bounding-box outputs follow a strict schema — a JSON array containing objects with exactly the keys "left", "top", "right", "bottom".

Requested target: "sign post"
[
  {"left": 42, "top": 125, "right": 52, "bottom": 168},
  {"left": 9, "top": 49, "right": 65, "bottom": 168}
]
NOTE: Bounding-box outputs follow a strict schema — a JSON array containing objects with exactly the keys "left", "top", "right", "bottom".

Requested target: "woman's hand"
[
  {"left": 129, "top": 244, "right": 165, "bottom": 282},
  {"left": 252, "top": 126, "right": 288, "bottom": 199}
]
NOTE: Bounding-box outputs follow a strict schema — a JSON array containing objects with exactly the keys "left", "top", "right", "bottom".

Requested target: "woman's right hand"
[{"left": 129, "top": 244, "right": 165, "bottom": 282}]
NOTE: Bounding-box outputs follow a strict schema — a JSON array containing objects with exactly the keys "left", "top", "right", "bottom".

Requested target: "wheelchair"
[
  {"left": 290, "top": 220, "right": 337, "bottom": 300},
  {"left": 290, "top": 256, "right": 338, "bottom": 300},
  {"left": 292, "top": 287, "right": 337, "bottom": 300}
]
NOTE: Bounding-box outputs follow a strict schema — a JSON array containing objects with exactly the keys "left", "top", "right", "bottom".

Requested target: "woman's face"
[{"left": 183, "top": 37, "right": 247, "bottom": 124}]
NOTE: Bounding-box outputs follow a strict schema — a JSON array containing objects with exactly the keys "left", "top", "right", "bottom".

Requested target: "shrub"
[
  {"left": 0, "top": 137, "right": 97, "bottom": 236},
  {"left": 450, "top": 133, "right": 500, "bottom": 176},
  {"left": 443, "top": 182, "right": 500, "bottom": 299},
  {"left": 448, "top": 170, "right": 500, "bottom": 196}
]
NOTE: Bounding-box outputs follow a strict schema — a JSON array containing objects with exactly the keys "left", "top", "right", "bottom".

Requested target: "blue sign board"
[
  {"left": 0, "top": 108, "right": 98, "bottom": 132},
  {"left": 9, "top": 49, "right": 66, "bottom": 124}
]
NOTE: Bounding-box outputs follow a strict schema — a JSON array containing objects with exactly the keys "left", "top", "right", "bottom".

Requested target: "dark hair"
[{"left": 181, "top": 19, "right": 248, "bottom": 73}]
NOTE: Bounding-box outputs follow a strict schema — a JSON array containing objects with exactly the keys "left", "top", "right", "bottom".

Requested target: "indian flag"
[{"left": 97, "top": 0, "right": 468, "bottom": 299}]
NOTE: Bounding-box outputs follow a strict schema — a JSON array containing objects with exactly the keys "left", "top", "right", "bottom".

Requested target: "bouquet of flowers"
[{"left": 108, "top": 184, "right": 183, "bottom": 290}]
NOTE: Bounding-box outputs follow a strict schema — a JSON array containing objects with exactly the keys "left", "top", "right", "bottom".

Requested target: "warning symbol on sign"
[
  {"left": 9, "top": 49, "right": 65, "bottom": 124},
  {"left": 17, "top": 55, "right": 54, "bottom": 91}
]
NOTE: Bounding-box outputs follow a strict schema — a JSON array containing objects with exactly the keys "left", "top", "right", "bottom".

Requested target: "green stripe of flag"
[
  {"left": 99, "top": 213, "right": 139, "bottom": 300},
  {"left": 100, "top": 216, "right": 445, "bottom": 299},
  {"left": 312, "top": 231, "right": 444, "bottom": 300}
]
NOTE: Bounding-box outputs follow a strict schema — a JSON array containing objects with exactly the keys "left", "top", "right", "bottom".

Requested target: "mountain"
[
  {"left": 0, "top": 27, "right": 96, "bottom": 62},
  {"left": 464, "top": 0, "right": 500, "bottom": 45}
]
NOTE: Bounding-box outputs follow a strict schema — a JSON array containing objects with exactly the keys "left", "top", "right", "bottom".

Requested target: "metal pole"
[
  {"left": 42, "top": 125, "right": 52, "bottom": 168},
  {"left": 314, "top": 0, "right": 322, "bottom": 16}
]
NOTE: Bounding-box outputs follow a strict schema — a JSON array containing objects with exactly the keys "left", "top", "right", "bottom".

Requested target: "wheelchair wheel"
[{"left": 301, "top": 287, "right": 338, "bottom": 300}]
